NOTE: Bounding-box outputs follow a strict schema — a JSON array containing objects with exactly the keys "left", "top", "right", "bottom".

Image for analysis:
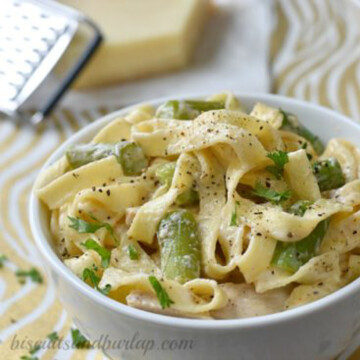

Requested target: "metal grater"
[{"left": 0, "top": 0, "right": 102, "bottom": 124}]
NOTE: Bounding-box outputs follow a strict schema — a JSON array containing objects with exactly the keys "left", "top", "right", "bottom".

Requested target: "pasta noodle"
[{"left": 35, "top": 93, "right": 360, "bottom": 319}]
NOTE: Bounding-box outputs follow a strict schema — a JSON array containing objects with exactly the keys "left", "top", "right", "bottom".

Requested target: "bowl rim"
[{"left": 30, "top": 92, "right": 360, "bottom": 330}]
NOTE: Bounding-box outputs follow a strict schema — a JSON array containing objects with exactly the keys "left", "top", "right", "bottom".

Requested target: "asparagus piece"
[
  {"left": 156, "top": 100, "right": 196, "bottom": 120},
  {"left": 176, "top": 189, "right": 199, "bottom": 206},
  {"left": 280, "top": 110, "right": 324, "bottom": 155},
  {"left": 155, "top": 162, "right": 199, "bottom": 206},
  {"left": 155, "top": 100, "right": 225, "bottom": 120},
  {"left": 312, "top": 158, "right": 345, "bottom": 192},
  {"left": 271, "top": 218, "right": 330, "bottom": 273},
  {"left": 116, "top": 142, "right": 148, "bottom": 176},
  {"left": 157, "top": 210, "right": 201, "bottom": 284},
  {"left": 184, "top": 100, "right": 225, "bottom": 112},
  {"left": 66, "top": 143, "right": 114, "bottom": 169},
  {"left": 66, "top": 142, "right": 148, "bottom": 176},
  {"left": 155, "top": 162, "right": 176, "bottom": 187}
]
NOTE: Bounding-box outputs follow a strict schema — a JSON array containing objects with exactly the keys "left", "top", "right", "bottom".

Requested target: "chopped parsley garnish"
[
  {"left": 301, "top": 142, "right": 313, "bottom": 160},
  {"left": 230, "top": 201, "right": 240, "bottom": 226},
  {"left": 266, "top": 150, "right": 289, "bottom": 179},
  {"left": 82, "top": 268, "right": 100, "bottom": 286},
  {"left": 20, "top": 343, "right": 41, "bottom": 360},
  {"left": 252, "top": 182, "right": 292, "bottom": 204},
  {"left": 20, "top": 356, "right": 38, "bottom": 360},
  {"left": 71, "top": 328, "right": 90, "bottom": 349},
  {"left": 148, "top": 275, "right": 174, "bottom": 309},
  {"left": 82, "top": 268, "right": 111, "bottom": 296},
  {"left": 29, "top": 344, "right": 41, "bottom": 355},
  {"left": 15, "top": 268, "right": 43, "bottom": 284},
  {"left": 81, "top": 239, "right": 111, "bottom": 268},
  {"left": 128, "top": 244, "right": 139, "bottom": 260},
  {"left": 47, "top": 331, "right": 59, "bottom": 343},
  {"left": 99, "top": 284, "right": 112, "bottom": 296},
  {"left": 0, "top": 254, "right": 7, "bottom": 268},
  {"left": 68, "top": 213, "right": 117, "bottom": 244},
  {"left": 288, "top": 200, "right": 312, "bottom": 217},
  {"left": 230, "top": 210, "right": 237, "bottom": 226},
  {"left": 68, "top": 216, "right": 103, "bottom": 233}
]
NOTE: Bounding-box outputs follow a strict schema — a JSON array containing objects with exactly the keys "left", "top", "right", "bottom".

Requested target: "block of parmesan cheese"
[{"left": 60, "top": 0, "right": 210, "bottom": 89}]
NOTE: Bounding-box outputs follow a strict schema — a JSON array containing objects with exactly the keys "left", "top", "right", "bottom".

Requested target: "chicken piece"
[
  {"left": 126, "top": 291, "right": 211, "bottom": 319},
  {"left": 211, "top": 283, "right": 291, "bottom": 319}
]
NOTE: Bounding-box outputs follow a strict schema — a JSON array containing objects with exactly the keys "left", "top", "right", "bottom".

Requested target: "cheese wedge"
[{"left": 60, "top": 0, "right": 210, "bottom": 88}]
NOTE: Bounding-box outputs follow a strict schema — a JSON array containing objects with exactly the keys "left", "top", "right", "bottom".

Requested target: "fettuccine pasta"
[{"left": 35, "top": 92, "right": 360, "bottom": 319}]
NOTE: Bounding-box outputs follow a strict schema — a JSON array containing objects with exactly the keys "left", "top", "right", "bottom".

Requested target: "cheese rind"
[{"left": 60, "top": 0, "right": 210, "bottom": 88}]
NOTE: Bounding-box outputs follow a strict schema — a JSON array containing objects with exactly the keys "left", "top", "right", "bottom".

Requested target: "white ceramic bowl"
[{"left": 30, "top": 93, "right": 360, "bottom": 360}]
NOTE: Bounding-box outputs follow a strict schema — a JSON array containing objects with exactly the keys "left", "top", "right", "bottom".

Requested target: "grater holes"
[
  {"left": 0, "top": 0, "right": 81, "bottom": 112},
  {"left": 41, "top": 37, "right": 54, "bottom": 47},
  {"left": 8, "top": 81, "right": 21, "bottom": 89},
  {"left": 48, "top": 26, "right": 62, "bottom": 36},
  {"left": 33, "top": 48, "right": 46, "bottom": 58},
  {"left": 24, "top": 59, "right": 36, "bottom": 67}
]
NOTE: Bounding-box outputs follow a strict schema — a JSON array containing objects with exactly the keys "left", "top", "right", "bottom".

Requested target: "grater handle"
[{"left": 31, "top": 18, "right": 102, "bottom": 124}]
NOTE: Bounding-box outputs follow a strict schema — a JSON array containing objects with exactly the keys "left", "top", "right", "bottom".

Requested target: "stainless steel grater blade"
[{"left": 0, "top": 0, "right": 102, "bottom": 124}]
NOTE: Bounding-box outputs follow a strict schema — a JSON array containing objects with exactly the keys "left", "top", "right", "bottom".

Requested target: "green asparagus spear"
[
  {"left": 271, "top": 218, "right": 330, "bottom": 273},
  {"left": 280, "top": 110, "right": 324, "bottom": 154},
  {"left": 156, "top": 100, "right": 197, "bottom": 120},
  {"left": 155, "top": 100, "right": 225, "bottom": 120},
  {"left": 155, "top": 162, "right": 176, "bottom": 187},
  {"left": 184, "top": 100, "right": 225, "bottom": 112},
  {"left": 175, "top": 190, "right": 199, "bottom": 206},
  {"left": 66, "top": 142, "right": 148, "bottom": 175},
  {"left": 66, "top": 143, "right": 114, "bottom": 169},
  {"left": 155, "top": 162, "right": 199, "bottom": 206},
  {"left": 176, "top": 189, "right": 199, "bottom": 206},
  {"left": 157, "top": 210, "right": 201, "bottom": 284},
  {"left": 312, "top": 157, "right": 345, "bottom": 192},
  {"left": 116, "top": 142, "right": 148, "bottom": 175},
  {"left": 297, "top": 127, "right": 324, "bottom": 155}
]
